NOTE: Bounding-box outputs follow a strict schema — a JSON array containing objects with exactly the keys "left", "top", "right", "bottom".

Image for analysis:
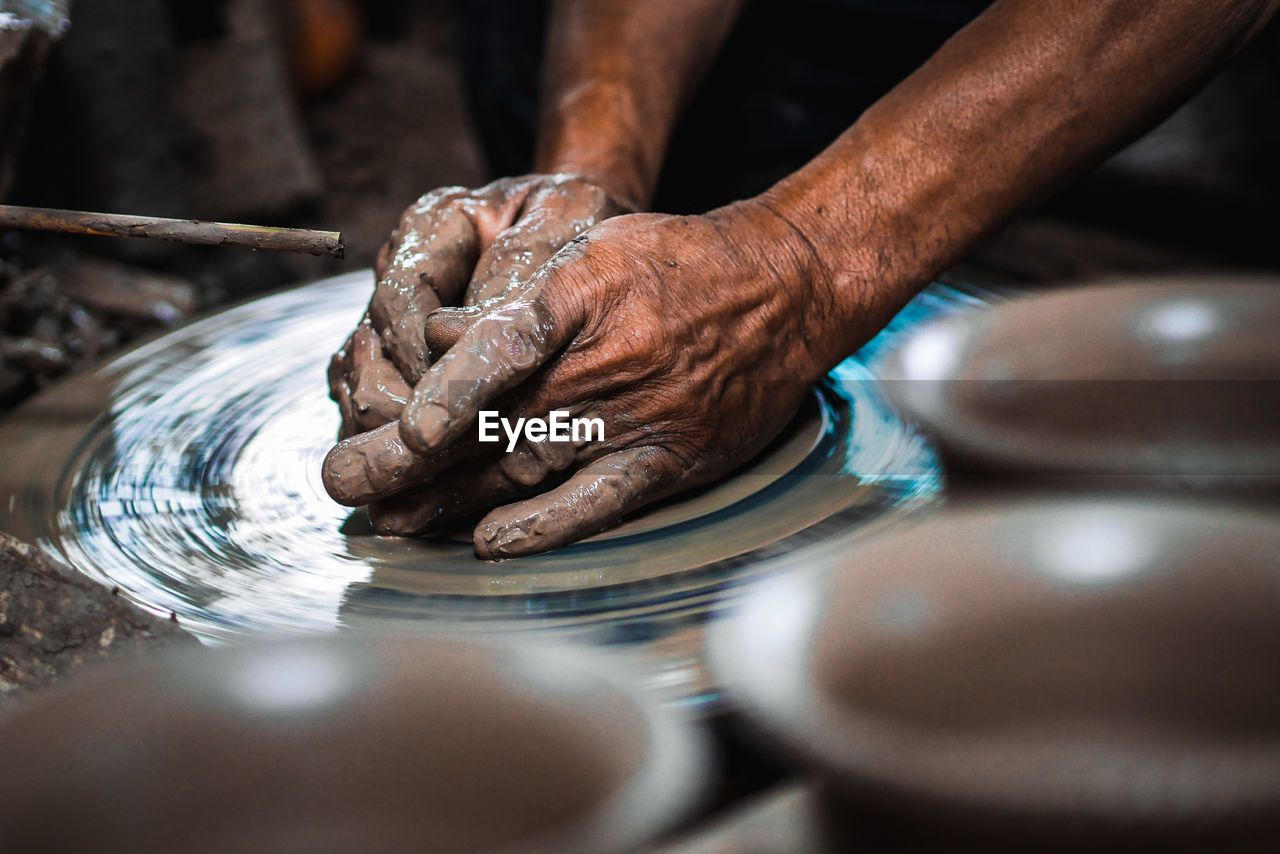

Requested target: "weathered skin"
[
  {"left": 326, "top": 0, "right": 1280, "bottom": 557},
  {"left": 326, "top": 173, "right": 631, "bottom": 436},
  {"left": 326, "top": 203, "right": 898, "bottom": 557}
]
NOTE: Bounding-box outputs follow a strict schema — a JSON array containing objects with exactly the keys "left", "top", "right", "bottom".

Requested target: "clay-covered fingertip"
[
  {"left": 399, "top": 403, "right": 450, "bottom": 456},
  {"left": 473, "top": 518, "right": 505, "bottom": 560},
  {"left": 473, "top": 541, "right": 519, "bottom": 562},
  {"left": 320, "top": 441, "right": 369, "bottom": 507},
  {"left": 474, "top": 515, "right": 542, "bottom": 560}
]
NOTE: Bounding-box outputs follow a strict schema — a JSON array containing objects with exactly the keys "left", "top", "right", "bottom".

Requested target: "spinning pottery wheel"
[{"left": 0, "top": 270, "right": 988, "bottom": 705}]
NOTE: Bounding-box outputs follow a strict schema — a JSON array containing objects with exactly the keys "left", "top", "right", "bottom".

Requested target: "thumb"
[{"left": 398, "top": 271, "right": 586, "bottom": 456}]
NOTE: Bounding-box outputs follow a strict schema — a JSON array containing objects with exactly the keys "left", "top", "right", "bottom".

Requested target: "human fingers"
[
  {"left": 463, "top": 176, "right": 625, "bottom": 305},
  {"left": 366, "top": 459, "right": 524, "bottom": 537},
  {"left": 472, "top": 446, "right": 685, "bottom": 559},
  {"left": 328, "top": 327, "right": 355, "bottom": 402},
  {"left": 328, "top": 325, "right": 361, "bottom": 439},
  {"left": 347, "top": 321, "right": 411, "bottom": 430},
  {"left": 368, "top": 411, "right": 592, "bottom": 536},
  {"left": 321, "top": 420, "right": 485, "bottom": 506},
  {"left": 398, "top": 282, "right": 586, "bottom": 456},
  {"left": 368, "top": 188, "right": 479, "bottom": 384},
  {"left": 331, "top": 377, "right": 359, "bottom": 441},
  {"left": 325, "top": 345, "right": 587, "bottom": 507}
]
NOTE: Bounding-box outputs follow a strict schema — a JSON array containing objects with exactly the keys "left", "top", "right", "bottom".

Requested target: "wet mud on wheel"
[{"left": 0, "top": 270, "right": 993, "bottom": 707}]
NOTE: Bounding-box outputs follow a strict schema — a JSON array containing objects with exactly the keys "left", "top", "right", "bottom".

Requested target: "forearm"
[
  {"left": 535, "top": 0, "right": 743, "bottom": 210},
  {"left": 757, "top": 0, "right": 1280, "bottom": 366}
]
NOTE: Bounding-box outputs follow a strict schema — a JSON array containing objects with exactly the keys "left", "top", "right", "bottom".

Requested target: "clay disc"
[{"left": 0, "top": 271, "right": 988, "bottom": 705}]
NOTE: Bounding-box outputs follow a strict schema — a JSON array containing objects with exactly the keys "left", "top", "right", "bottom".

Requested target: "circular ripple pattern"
[{"left": 0, "top": 271, "right": 986, "bottom": 703}]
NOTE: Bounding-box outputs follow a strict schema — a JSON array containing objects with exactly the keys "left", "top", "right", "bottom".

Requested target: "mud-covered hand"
[
  {"left": 327, "top": 174, "right": 632, "bottom": 437},
  {"left": 323, "top": 201, "right": 871, "bottom": 558}
]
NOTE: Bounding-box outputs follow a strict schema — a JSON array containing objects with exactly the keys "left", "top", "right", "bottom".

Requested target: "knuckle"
[
  {"left": 478, "top": 176, "right": 525, "bottom": 199},
  {"left": 352, "top": 385, "right": 402, "bottom": 424},
  {"left": 580, "top": 215, "right": 632, "bottom": 242},
  {"left": 367, "top": 292, "right": 393, "bottom": 331},
  {"left": 327, "top": 351, "right": 347, "bottom": 388},
  {"left": 412, "top": 185, "right": 469, "bottom": 214},
  {"left": 475, "top": 305, "right": 551, "bottom": 371},
  {"left": 546, "top": 174, "right": 615, "bottom": 210},
  {"left": 574, "top": 180, "right": 615, "bottom": 215},
  {"left": 498, "top": 447, "right": 550, "bottom": 488},
  {"left": 553, "top": 230, "right": 594, "bottom": 261},
  {"left": 640, "top": 440, "right": 698, "bottom": 482},
  {"left": 550, "top": 173, "right": 595, "bottom": 196}
]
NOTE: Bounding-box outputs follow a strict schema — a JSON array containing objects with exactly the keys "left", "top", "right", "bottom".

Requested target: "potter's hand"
[
  {"left": 323, "top": 202, "right": 856, "bottom": 558},
  {"left": 327, "top": 317, "right": 413, "bottom": 438},
  {"left": 327, "top": 174, "right": 631, "bottom": 437}
]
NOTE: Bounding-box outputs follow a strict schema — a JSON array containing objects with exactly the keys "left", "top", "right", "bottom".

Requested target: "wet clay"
[
  {"left": 322, "top": 421, "right": 432, "bottom": 506},
  {"left": 474, "top": 446, "right": 679, "bottom": 559},
  {"left": 322, "top": 420, "right": 490, "bottom": 507},
  {"left": 400, "top": 296, "right": 563, "bottom": 456}
]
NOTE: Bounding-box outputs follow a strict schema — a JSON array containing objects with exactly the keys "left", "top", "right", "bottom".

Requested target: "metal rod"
[{"left": 0, "top": 205, "right": 344, "bottom": 258}]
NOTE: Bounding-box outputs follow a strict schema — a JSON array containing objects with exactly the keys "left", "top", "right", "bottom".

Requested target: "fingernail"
[
  {"left": 478, "top": 521, "right": 527, "bottom": 559},
  {"left": 404, "top": 402, "right": 449, "bottom": 451}
]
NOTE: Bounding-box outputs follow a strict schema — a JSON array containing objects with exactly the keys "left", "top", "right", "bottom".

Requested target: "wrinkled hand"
[
  {"left": 323, "top": 201, "right": 850, "bottom": 558},
  {"left": 327, "top": 174, "right": 631, "bottom": 437}
]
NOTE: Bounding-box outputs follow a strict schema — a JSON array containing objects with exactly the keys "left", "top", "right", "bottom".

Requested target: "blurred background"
[{"left": 1, "top": 0, "right": 486, "bottom": 410}]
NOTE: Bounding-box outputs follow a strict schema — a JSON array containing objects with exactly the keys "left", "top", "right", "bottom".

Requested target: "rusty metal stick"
[{"left": 0, "top": 205, "right": 344, "bottom": 258}]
